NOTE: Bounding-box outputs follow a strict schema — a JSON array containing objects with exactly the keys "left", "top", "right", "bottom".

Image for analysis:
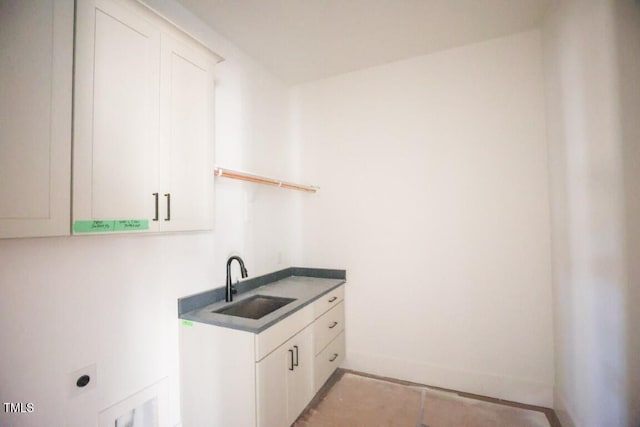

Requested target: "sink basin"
[{"left": 213, "top": 295, "right": 296, "bottom": 320}]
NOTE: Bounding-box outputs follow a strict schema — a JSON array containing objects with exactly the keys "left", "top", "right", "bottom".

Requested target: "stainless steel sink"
[{"left": 213, "top": 295, "right": 296, "bottom": 319}]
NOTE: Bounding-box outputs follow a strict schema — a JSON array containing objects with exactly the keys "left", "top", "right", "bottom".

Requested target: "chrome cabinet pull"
[
  {"left": 288, "top": 349, "right": 294, "bottom": 371},
  {"left": 164, "top": 193, "right": 171, "bottom": 221},
  {"left": 152, "top": 193, "right": 159, "bottom": 221},
  {"left": 329, "top": 353, "right": 339, "bottom": 362},
  {"left": 328, "top": 296, "right": 337, "bottom": 303},
  {"left": 293, "top": 345, "right": 299, "bottom": 367},
  {"left": 329, "top": 321, "right": 338, "bottom": 329}
]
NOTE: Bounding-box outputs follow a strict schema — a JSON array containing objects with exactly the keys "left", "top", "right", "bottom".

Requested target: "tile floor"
[{"left": 295, "top": 370, "right": 561, "bottom": 427}]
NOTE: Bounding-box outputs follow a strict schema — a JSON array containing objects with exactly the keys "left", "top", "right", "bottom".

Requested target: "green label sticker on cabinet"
[
  {"left": 182, "top": 321, "right": 194, "bottom": 327},
  {"left": 73, "top": 220, "right": 149, "bottom": 233},
  {"left": 114, "top": 220, "right": 149, "bottom": 231}
]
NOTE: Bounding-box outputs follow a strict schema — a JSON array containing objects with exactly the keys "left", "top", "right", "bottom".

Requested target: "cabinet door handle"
[
  {"left": 164, "top": 193, "right": 171, "bottom": 221},
  {"left": 293, "top": 345, "right": 299, "bottom": 367},
  {"left": 329, "top": 353, "right": 339, "bottom": 362},
  {"left": 288, "top": 349, "right": 295, "bottom": 371},
  {"left": 328, "top": 296, "right": 337, "bottom": 303},
  {"left": 329, "top": 321, "right": 338, "bottom": 329},
  {"left": 152, "top": 193, "right": 159, "bottom": 221}
]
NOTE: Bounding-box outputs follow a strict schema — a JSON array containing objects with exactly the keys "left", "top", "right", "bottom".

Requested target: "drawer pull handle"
[
  {"left": 329, "top": 353, "right": 339, "bottom": 362},
  {"left": 288, "top": 349, "right": 294, "bottom": 371},
  {"left": 329, "top": 321, "right": 338, "bottom": 329},
  {"left": 293, "top": 345, "right": 299, "bottom": 367},
  {"left": 328, "top": 296, "right": 337, "bottom": 303}
]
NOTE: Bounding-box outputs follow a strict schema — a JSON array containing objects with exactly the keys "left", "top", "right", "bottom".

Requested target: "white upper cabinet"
[
  {"left": 73, "top": 0, "right": 220, "bottom": 235},
  {"left": 159, "top": 35, "right": 216, "bottom": 232},
  {"left": 74, "top": 0, "right": 160, "bottom": 233},
  {"left": 0, "top": 0, "right": 73, "bottom": 238}
]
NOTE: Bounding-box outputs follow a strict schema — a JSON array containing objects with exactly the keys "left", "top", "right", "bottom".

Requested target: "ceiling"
[{"left": 175, "top": 0, "right": 551, "bottom": 85}]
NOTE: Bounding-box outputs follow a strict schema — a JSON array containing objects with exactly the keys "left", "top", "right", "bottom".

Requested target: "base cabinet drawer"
[
  {"left": 314, "top": 331, "right": 345, "bottom": 393},
  {"left": 313, "top": 301, "right": 345, "bottom": 355},
  {"left": 313, "top": 285, "right": 344, "bottom": 317}
]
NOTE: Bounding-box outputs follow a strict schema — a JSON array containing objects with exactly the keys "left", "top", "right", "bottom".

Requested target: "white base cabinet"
[
  {"left": 179, "top": 285, "right": 345, "bottom": 427},
  {"left": 257, "top": 325, "right": 313, "bottom": 427}
]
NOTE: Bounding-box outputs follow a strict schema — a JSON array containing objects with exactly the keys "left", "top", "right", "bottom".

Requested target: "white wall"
[
  {"left": 543, "top": 0, "right": 640, "bottom": 426},
  {"left": 616, "top": 1, "right": 640, "bottom": 424},
  {"left": 0, "top": 1, "right": 300, "bottom": 426},
  {"left": 293, "top": 30, "right": 554, "bottom": 406}
]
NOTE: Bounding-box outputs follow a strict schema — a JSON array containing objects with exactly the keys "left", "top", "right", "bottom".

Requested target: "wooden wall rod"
[{"left": 214, "top": 167, "right": 318, "bottom": 193}]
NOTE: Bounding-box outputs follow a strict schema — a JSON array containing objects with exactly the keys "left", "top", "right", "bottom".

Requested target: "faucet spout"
[{"left": 226, "top": 256, "right": 248, "bottom": 302}]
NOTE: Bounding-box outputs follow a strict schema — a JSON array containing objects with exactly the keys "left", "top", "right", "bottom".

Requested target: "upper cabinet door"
[
  {"left": 73, "top": 0, "right": 161, "bottom": 233},
  {"left": 159, "top": 35, "right": 216, "bottom": 232},
  {"left": 0, "top": 0, "right": 73, "bottom": 238}
]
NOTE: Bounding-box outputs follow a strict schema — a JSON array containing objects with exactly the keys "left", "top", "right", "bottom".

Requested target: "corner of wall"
[{"left": 553, "top": 389, "right": 578, "bottom": 427}]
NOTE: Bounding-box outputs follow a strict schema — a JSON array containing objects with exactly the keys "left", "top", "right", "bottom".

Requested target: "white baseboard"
[
  {"left": 553, "top": 390, "right": 577, "bottom": 427},
  {"left": 343, "top": 350, "right": 554, "bottom": 408}
]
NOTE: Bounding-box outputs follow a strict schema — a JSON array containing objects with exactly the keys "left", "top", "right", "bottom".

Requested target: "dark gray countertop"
[{"left": 178, "top": 267, "right": 346, "bottom": 333}]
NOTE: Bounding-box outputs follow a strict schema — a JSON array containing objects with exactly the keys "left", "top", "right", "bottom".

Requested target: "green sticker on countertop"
[
  {"left": 182, "top": 320, "right": 194, "bottom": 327},
  {"left": 73, "top": 220, "right": 148, "bottom": 233}
]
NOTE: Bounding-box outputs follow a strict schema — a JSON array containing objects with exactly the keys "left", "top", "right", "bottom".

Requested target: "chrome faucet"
[{"left": 226, "top": 256, "right": 248, "bottom": 302}]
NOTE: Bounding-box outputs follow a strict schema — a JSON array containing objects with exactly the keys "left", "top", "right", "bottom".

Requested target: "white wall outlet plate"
[{"left": 68, "top": 363, "right": 96, "bottom": 398}]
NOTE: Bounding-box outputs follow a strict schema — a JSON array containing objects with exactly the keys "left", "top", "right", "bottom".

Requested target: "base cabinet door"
[
  {"left": 256, "top": 326, "right": 314, "bottom": 427},
  {"left": 286, "top": 327, "right": 314, "bottom": 425},
  {"left": 256, "top": 343, "right": 289, "bottom": 427}
]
